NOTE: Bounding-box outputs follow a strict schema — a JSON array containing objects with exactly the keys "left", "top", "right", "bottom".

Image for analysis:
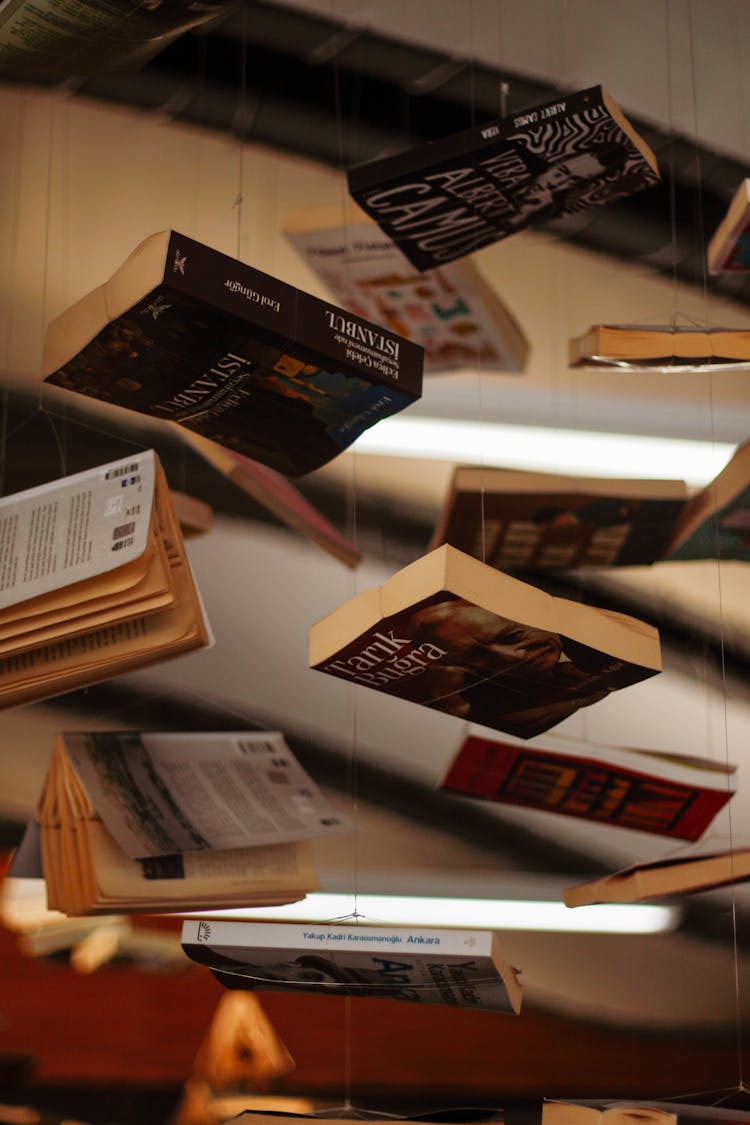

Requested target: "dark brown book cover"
[
  {"left": 309, "top": 546, "right": 661, "bottom": 740},
  {"left": 43, "top": 231, "right": 423, "bottom": 478}
]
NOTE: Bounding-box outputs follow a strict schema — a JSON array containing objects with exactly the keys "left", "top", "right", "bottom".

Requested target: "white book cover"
[
  {"left": 0, "top": 450, "right": 156, "bottom": 610},
  {"left": 181, "top": 919, "right": 521, "bottom": 1013}
]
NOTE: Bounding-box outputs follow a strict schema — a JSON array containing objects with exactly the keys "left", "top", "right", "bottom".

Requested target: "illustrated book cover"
[
  {"left": 347, "top": 85, "right": 659, "bottom": 272},
  {"left": 564, "top": 846, "right": 750, "bottom": 906},
  {"left": 441, "top": 734, "right": 735, "bottom": 840},
  {"left": 180, "top": 919, "right": 522, "bottom": 1013},
  {"left": 569, "top": 324, "right": 750, "bottom": 371},
  {"left": 308, "top": 544, "right": 661, "bottom": 740},
  {"left": 43, "top": 230, "right": 424, "bottom": 478},
  {"left": 29, "top": 729, "right": 341, "bottom": 915},
  {"left": 0, "top": 449, "right": 210, "bottom": 709},
  {"left": 707, "top": 178, "right": 750, "bottom": 273},
  {"left": 284, "top": 202, "right": 529, "bottom": 373},
  {"left": 429, "top": 445, "right": 750, "bottom": 569}
]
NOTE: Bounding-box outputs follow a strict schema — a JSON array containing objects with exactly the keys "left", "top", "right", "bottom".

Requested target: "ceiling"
[{"left": 2, "top": 0, "right": 750, "bottom": 1108}]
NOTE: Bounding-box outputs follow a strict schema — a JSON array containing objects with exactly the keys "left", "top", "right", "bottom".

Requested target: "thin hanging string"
[
  {"left": 234, "top": 1, "right": 249, "bottom": 261},
  {"left": 330, "top": 0, "right": 361, "bottom": 1108},
  {"left": 664, "top": 1, "right": 681, "bottom": 325},
  {"left": 686, "top": 0, "right": 745, "bottom": 1092},
  {"left": 36, "top": 97, "right": 68, "bottom": 481}
]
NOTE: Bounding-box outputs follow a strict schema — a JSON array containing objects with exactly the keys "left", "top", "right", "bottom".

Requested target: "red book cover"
[{"left": 441, "top": 735, "right": 734, "bottom": 840}]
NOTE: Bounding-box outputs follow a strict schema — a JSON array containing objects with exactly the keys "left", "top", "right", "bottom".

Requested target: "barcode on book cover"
[
  {"left": 112, "top": 522, "right": 136, "bottom": 541},
  {"left": 105, "top": 463, "right": 139, "bottom": 480}
]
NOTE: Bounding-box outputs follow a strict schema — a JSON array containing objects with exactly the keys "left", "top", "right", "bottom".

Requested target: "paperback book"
[
  {"left": 29, "top": 729, "right": 345, "bottom": 914},
  {"left": 707, "top": 178, "right": 750, "bottom": 273},
  {"left": 179, "top": 427, "right": 361, "bottom": 568},
  {"left": 347, "top": 85, "right": 659, "bottom": 272},
  {"left": 308, "top": 544, "right": 661, "bottom": 740},
  {"left": 284, "top": 203, "right": 529, "bottom": 373},
  {"left": 180, "top": 919, "right": 522, "bottom": 1013},
  {"left": 429, "top": 445, "right": 750, "bottom": 568},
  {"left": 569, "top": 324, "right": 750, "bottom": 371},
  {"left": 43, "top": 231, "right": 424, "bottom": 478},
  {"left": 441, "top": 734, "right": 735, "bottom": 840},
  {"left": 564, "top": 846, "right": 750, "bottom": 906},
  {"left": 0, "top": 449, "right": 210, "bottom": 709}
]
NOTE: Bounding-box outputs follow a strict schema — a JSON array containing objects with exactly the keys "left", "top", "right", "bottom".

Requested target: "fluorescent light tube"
[
  {"left": 188, "top": 893, "right": 677, "bottom": 934},
  {"left": 353, "top": 417, "right": 734, "bottom": 486}
]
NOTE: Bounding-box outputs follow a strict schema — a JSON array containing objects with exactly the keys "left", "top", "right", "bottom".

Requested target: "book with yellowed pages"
[
  {"left": 0, "top": 449, "right": 210, "bottom": 709},
  {"left": 707, "top": 178, "right": 750, "bottom": 273},
  {"left": 42, "top": 231, "right": 423, "bottom": 479},
  {"left": 569, "top": 323, "right": 750, "bottom": 370},
  {"left": 283, "top": 202, "right": 529, "bottom": 373},
  {"left": 309, "top": 544, "right": 661, "bottom": 740},
  {"left": 564, "top": 845, "right": 750, "bottom": 907},
  {"left": 33, "top": 729, "right": 350, "bottom": 915},
  {"left": 429, "top": 443, "right": 750, "bottom": 569}
]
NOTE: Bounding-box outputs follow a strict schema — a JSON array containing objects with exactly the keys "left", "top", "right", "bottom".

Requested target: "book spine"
[
  {"left": 162, "top": 232, "right": 300, "bottom": 342},
  {"left": 166, "top": 232, "right": 423, "bottom": 396},
  {"left": 181, "top": 919, "right": 491, "bottom": 957}
]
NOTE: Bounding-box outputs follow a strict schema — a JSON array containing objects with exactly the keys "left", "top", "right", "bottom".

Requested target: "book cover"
[
  {"left": 569, "top": 324, "right": 750, "bottom": 371},
  {"left": 563, "top": 846, "right": 750, "bottom": 907},
  {"left": 284, "top": 204, "right": 529, "bottom": 373},
  {"left": 429, "top": 466, "right": 688, "bottom": 571},
  {"left": 707, "top": 178, "right": 750, "bottom": 274},
  {"left": 43, "top": 231, "right": 424, "bottom": 478},
  {"left": 309, "top": 545, "right": 661, "bottom": 740},
  {"left": 180, "top": 919, "right": 522, "bottom": 1013},
  {"left": 441, "top": 735, "right": 734, "bottom": 840},
  {"left": 348, "top": 86, "right": 659, "bottom": 272}
]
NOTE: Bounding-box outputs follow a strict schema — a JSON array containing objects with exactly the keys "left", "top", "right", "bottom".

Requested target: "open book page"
[
  {"left": 62, "top": 730, "right": 352, "bottom": 857},
  {"left": 0, "top": 450, "right": 156, "bottom": 610},
  {"left": 86, "top": 819, "right": 317, "bottom": 908}
]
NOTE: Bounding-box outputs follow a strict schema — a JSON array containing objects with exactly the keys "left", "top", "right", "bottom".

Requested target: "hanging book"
[
  {"left": 309, "top": 544, "right": 661, "bottom": 741},
  {"left": 564, "top": 846, "right": 750, "bottom": 907},
  {"left": 569, "top": 324, "right": 750, "bottom": 371},
  {"left": 181, "top": 919, "right": 522, "bottom": 1014},
  {"left": 441, "top": 734, "right": 735, "bottom": 840},
  {"left": 0, "top": 449, "right": 210, "bottom": 709},
  {"left": 347, "top": 85, "right": 659, "bottom": 272},
  {"left": 707, "top": 178, "right": 750, "bottom": 273},
  {"left": 429, "top": 445, "right": 750, "bottom": 568},
  {"left": 43, "top": 231, "right": 423, "bottom": 478},
  {"left": 30, "top": 730, "right": 345, "bottom": 915},
  {"left": 178, "top": 428, "right": 361, "bottom": 568},
  {"left": 284, "top": 203, "right": 529, "bottom": 373}
]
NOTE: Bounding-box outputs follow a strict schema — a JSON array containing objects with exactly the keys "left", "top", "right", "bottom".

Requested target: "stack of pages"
[{"left": 0, "top": 449, "right": 210, "bottom": 708}]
